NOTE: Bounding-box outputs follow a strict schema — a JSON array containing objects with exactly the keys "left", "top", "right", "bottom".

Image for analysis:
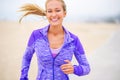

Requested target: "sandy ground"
[{"left": 0, "top": 21, "right": 120, "bottom": 80}]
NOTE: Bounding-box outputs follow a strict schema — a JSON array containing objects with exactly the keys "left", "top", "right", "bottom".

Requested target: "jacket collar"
[{"left": 40, "top": 24, "right": 74, "bottom": 44}]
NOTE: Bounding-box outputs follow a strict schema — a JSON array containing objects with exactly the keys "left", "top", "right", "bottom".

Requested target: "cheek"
[
  {"left": 46, "top": 13, "right": 50, "bottom": 18},
  {"left": 58, "top": 13, "right": 65, "bottom": 18},
  {"left": 46, "top": 15, "right": 51, "bottom": 21},
  {"left": 46, "top": 14, "right": 49, "bottom": 19}
]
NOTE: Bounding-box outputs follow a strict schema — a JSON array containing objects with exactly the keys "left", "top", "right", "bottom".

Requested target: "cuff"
[
  {"left": 73, "top": 65, "right": 83, "bottom": 76},
  {"left": 20, "top": 77, "right": 28, "bottom": 80}
]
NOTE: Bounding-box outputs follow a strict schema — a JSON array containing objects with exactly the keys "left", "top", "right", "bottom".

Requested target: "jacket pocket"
[
  {"left": 36, "top": 69, "right": 44, "bottom": 80},
  {"left": 39, "top": 69, "right": 47, "bottom": 80}
]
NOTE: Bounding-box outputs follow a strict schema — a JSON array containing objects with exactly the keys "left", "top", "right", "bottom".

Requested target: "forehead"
[{"left": 46, "top": 0, "right": 63, "bottom": 9}]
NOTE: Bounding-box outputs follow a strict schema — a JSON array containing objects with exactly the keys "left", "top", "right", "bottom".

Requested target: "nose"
[{"left": 51, "top": 12, "right": 57, "bottom": 17}]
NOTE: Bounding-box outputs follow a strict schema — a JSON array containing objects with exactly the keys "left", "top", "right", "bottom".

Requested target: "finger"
[
  {"left": 61, "top": 65, "right": 73, "bottom": 71},
  {"left": 62, "top": 68, "right": 73, "bottom": 71},
  {"left": 64, "top": 60, "right": 71, "bottom": 64},
  {"left": 60, "top": 64, "right": 71, "bottom": 70},
  {"left": 62, "top": 68, "right": 73, "bottom": 74},
  {"left": 60, "top": 65, "right": 67, "bottom": 70},
  {"left": 61, "top": 63, "right": 71, "bottom": 67}
]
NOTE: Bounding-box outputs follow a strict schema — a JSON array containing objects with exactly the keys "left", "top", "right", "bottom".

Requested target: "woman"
[{"left": 20, "top": 0, "right": 90, "bottom": 80}]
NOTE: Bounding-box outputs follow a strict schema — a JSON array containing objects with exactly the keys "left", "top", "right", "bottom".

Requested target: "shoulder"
[
  {"left": 32, "top": 28, "right": 42, "bottom": 34},
  {"left": 63, "top": 26, "right": 80, "bottom": 42},
  {"left": 30, "top": 27, "right": 46, "bottom": 40},
  {"left": 67, "top": 31, "right": 82, "bottom": 46},
  {"left": 31, "top": 27, "right": 45, "bottom": 36},
  {"left": 68, "top": 31, "right": 79, "bottom": 40}
]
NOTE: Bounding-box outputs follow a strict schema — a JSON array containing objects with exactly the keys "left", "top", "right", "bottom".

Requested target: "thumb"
[{"left": 64, "top": 60, "right": 71, "bottom": 64}]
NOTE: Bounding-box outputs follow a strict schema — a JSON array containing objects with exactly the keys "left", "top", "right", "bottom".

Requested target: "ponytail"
[{"left": 19, "top": 3, "right": 46, "bottom": 23}]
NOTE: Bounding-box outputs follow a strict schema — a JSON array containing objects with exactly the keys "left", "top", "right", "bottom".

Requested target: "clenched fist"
[{"left": 60, "top": 60, "right": 74, "bottom": 74}]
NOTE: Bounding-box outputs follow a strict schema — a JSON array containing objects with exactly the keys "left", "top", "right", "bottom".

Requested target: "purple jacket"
[{"left": 20, "top": 25, "right": 90, "bottom": 80}]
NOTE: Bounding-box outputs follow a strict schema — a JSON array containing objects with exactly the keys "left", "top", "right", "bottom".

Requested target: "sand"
[{"left": 0, "top": 21, "right": 120, "bottom": 80}]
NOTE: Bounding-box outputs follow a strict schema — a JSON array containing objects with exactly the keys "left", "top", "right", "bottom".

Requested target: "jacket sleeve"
[
  {"left": 73, "top": 37, "right": 90, "bottom": 76},
  {"left": 20, "top": 31, "right": 35, "bottom": 80}
]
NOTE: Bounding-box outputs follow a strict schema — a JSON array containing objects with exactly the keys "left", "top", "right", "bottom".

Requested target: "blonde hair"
[
  {"left": 45, "top": 0, "right": 66, "bottom": 12},
  {"left": 19, "top": 0, "right": 66, "bottom": 23}
]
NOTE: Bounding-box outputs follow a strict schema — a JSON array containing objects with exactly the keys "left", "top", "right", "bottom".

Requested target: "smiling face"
[{"left": 46, "top": 0, "right": 66, "bottom": 27}]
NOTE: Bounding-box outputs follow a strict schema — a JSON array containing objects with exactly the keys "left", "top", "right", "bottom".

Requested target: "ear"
[{"left": 64, "top": 11, "right": 66, "bottom": 17}]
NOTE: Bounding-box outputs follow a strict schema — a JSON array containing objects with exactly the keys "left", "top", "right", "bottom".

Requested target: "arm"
[
  {"left": 20, "top": 31, "right": 35, "bottom": 80},
  {"left": 73, "top": 37, "right": 90, "bottom": 76}
]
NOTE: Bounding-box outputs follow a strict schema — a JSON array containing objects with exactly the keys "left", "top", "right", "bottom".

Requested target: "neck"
[{"left": 48, "top": 25, "right": 64, "bottom": 35}]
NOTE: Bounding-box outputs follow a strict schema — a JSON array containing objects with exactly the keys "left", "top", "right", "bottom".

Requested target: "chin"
[{"left": 50, "top": 23, "right": 61, "bottom": 26}]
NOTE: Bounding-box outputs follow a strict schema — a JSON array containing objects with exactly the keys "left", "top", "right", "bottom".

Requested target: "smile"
[{"left": 51, "top": 18, "right": 59, "bottom": 22}]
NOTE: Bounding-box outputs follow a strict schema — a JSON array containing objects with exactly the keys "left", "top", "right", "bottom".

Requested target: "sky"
[{"left": 0, "top": 0, "right": 120, "bottom": 22}]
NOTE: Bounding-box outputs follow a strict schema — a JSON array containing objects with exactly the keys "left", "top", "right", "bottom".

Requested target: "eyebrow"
[{"left": 47, "top": 8, "right": 61, "bottom": 10}]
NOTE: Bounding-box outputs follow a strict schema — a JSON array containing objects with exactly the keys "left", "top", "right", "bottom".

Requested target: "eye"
[
  {"left": 56, "top": 10, "right": 61, "bottom": 12},
  {"left": 47, "top": 10, "right": 52, "bottom": 13}
]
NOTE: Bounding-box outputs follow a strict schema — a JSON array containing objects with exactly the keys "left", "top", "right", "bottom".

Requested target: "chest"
[
  {"left": 34, "top": 39, "right": 75, "bottom": 65},
  {"left": 48, "top": 34, "right": 64, "bottom": 49}
]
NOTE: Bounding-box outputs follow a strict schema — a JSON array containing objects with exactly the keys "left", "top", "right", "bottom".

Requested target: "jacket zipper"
[
  {"left": 49, "top": 46, "right": 63, "bottom": 80},
  {"left": 52, "top": 45, "right": 65, "bottom": 80},
  {"left": 48, "top": 45, "right": 55, "bottom": 80},
  {"left": 53, "top": 58, "right": 55, "bottom": 80},
  {"left": 47, "top": 40, "right": 67, "bottom": 80}
]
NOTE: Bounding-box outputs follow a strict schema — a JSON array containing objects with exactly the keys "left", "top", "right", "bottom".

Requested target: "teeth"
[{"left": 52, "top": 18, "right": 58, "bottom": 22}]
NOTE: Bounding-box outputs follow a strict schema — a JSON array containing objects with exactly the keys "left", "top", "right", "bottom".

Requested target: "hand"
[{"left": 60, "top": 60, "right": 74, "bottom": 74}]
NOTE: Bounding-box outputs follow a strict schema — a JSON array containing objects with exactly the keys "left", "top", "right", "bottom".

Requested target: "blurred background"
[
  {"left": 0, "top": 0, "right": 120, "bottom": 23},
  {"left": 0, "top": 0, "right": 120, "bottom": 80}
]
